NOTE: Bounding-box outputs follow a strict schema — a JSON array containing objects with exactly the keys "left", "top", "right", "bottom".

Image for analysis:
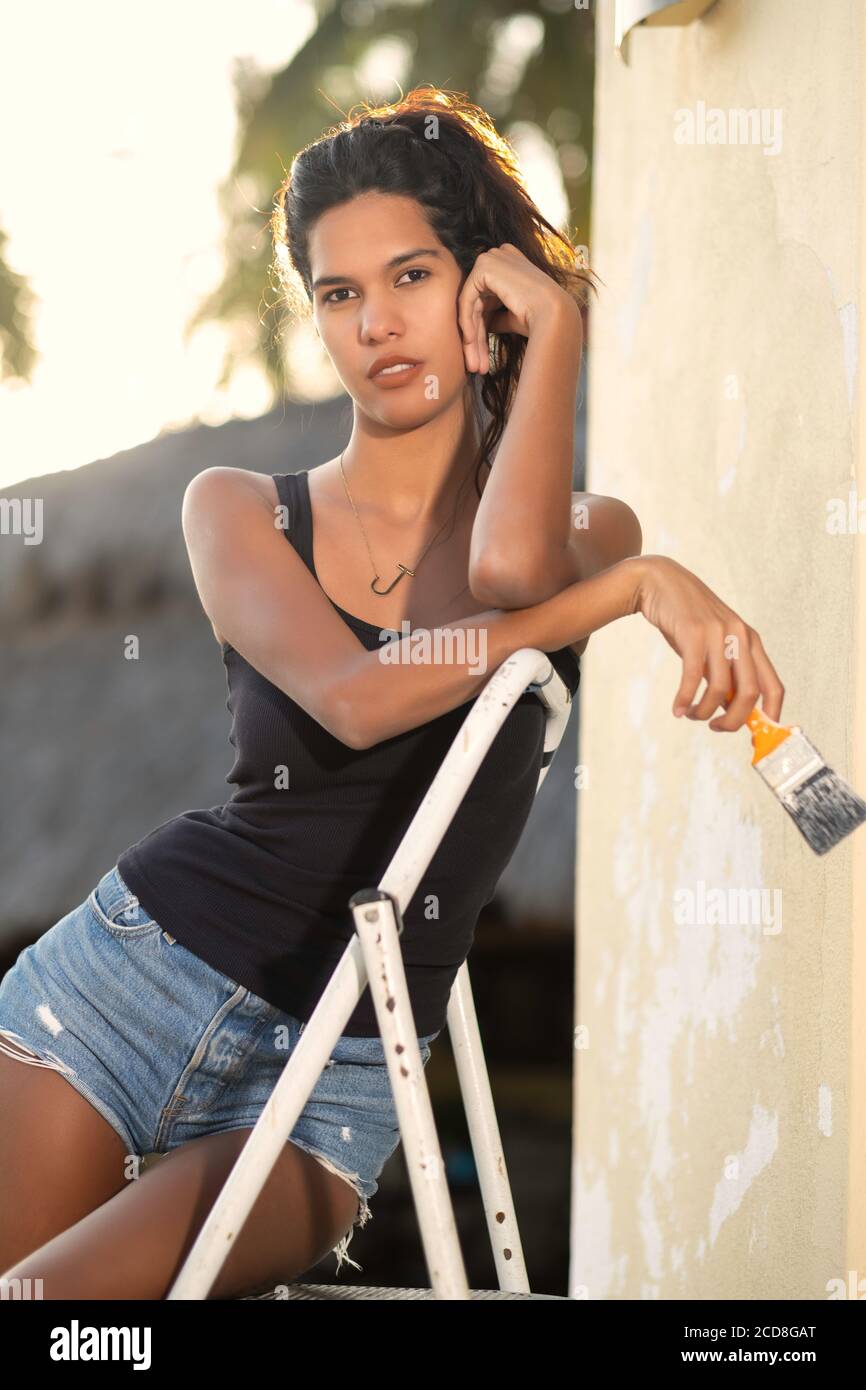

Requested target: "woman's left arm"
[
  {"left": 459, "top": 251, "right": 642, "bottom": 649},
  {"left": 474, "top": 482, "right": 643, "bottom": 656}
]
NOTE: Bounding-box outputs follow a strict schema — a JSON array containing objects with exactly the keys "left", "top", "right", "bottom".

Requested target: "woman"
[{"left": 0, "top": 88, "right": 783, "bottom": 1300}]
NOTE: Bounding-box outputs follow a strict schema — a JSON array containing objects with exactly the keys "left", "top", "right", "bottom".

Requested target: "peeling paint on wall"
[{"left": 708, "top": 1105, "right": 779, "bottom": 1247}]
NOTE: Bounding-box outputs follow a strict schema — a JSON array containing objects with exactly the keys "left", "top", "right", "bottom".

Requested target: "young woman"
[{"left": 0, "top": 88, "right": 783, "bottom": 1300}]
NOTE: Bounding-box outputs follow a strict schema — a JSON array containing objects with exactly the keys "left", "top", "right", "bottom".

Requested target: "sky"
[
  {"left": 0, "top": 1, "right": 568, "bottom": 491},
  {"left": 0, "top": 0, "right": 315, "bottom": 488}
]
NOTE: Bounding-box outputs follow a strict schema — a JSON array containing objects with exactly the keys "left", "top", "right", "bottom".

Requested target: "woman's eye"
[
  {"left": 322, "top": 287, "right": 357, "bottom": 305},
  {"left": 396, "top": 268, "right": 430, "bottom": 286},
  {"left": 322, "top": 268, "right": 429, "bottom": 305}
]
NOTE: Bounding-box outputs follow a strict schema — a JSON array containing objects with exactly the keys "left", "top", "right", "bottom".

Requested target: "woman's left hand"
[{"left": 457, "top": 243, "right": 578, "bottom": 374}]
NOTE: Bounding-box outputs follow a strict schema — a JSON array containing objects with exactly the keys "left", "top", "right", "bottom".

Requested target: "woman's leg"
[
  {"left": 0, "top": 1047, "right": 130, "bottom": 1271},
  {"left": 1, "top": 1123, "right": 362, "bottom": 1300}
]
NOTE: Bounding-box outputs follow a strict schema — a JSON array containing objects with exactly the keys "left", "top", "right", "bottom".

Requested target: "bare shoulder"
[
  {"left": 184, "top": 466, "right": 279, "bottom": 512},
  {"left": 182, "top": 469, "right": 281, "bottom": 647}
]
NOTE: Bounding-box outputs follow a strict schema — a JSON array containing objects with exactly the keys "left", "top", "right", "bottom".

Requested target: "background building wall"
[{"left": 571, "top": 0, "right": 866, "bottom": 1298}]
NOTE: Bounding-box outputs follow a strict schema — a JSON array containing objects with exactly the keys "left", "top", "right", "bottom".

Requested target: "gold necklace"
[{"left": 339, "top": 451, "right": 470, "bottom": 604}]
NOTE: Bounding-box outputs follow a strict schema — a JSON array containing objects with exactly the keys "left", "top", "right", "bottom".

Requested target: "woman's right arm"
[{"left": 337, "top": 562, "right": 640, "bottom": 745}]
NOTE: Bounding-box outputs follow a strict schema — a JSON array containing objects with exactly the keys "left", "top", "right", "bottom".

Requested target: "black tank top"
[{"left": 117, "top": 470, "right": 580, "bottom": 1036}]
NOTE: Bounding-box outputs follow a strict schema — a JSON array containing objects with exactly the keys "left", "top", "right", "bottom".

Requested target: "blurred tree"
[
  {"left": 184, "top": 0, "right": 594, "bottom": 398},
  {"left": 0, "top": 223, "right": 39, "bottom": 384}
]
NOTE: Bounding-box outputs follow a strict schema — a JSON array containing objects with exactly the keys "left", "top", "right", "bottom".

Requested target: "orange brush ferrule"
[{"left": 724, "top": 687, "right": 797, "bottom": 767}]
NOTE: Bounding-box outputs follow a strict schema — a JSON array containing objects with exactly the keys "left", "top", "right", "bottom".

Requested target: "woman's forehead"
[{"left": 309, "top": 195, "right": 447, "bottom": 271}]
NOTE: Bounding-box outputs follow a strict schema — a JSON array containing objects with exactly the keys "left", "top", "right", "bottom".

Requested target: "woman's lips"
[{"left": 369, "top": 360, "right": 423, "bottom": 389}]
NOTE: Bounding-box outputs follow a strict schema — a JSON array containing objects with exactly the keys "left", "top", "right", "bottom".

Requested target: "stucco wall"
[{"left": 571, "top": 0, "right": 866, "bottom": 1299}]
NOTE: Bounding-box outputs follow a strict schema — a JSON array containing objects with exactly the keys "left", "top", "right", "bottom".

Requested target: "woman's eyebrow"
[{"left": 312, "top": 247, "right": 442, "bottom": 292}]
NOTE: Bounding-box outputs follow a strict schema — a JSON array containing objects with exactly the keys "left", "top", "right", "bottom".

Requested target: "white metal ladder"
[{"left": 166, "top": 646, "right": 575, "bottom": 1301}]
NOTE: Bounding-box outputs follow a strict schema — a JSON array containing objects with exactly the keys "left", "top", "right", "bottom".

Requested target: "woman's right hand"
[{"left": 629, "top": 555, "right": 785, "bottom": 732}]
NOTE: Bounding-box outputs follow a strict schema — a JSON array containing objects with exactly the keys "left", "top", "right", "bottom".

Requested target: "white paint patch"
[
  {"left": 36, "top": 1003, "right": 63, "bottom": 1037},
  {"left": 708, "top": 1104, "right": 778, "bottom": 1247},
  {"left": 570, "top": 1157, "right": 619, "bottom": 1299},
  {"left": 672, "top": 745, "right": 768, "bottom": 1040},
  {"left": 818, "top": 1082, "right": 832, "bottom": 1137},
  {"left": 340, "top": 1125, "right": 352, "bottom": 1142},
  {"left": 638, "top": 1168, "right": 665, "bottom": 1281}
]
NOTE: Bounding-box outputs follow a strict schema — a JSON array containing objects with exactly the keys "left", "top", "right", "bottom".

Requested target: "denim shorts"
[{"left": 0, "top": 863, "right": 440, "bottom": 1277}]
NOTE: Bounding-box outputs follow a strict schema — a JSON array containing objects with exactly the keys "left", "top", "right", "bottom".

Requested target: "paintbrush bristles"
[{"left": 753, "top": 729, "right": 866, "bottom": 855}]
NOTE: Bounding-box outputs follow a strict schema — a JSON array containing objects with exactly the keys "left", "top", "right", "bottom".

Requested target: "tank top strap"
[{"left": 273, "top": 471, "right": 315, "bottom": 579}]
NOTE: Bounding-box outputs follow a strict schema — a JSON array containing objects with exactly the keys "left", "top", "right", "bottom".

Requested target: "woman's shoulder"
[
  {"left": 232, "top": 464, "right": 331, "bottom": 508},
  {"left": 185, "top": 469, "right": 286, "bottom": 651},
  {"left": 186, "top": 466, "right": 282, "bottom": 511},
  {"left": 229, "top": 468, "right": 283, "bottom": 509}
]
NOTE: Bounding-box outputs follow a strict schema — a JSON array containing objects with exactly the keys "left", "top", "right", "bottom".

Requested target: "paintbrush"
[{"left": 722, "top": 692, "right": 866, "bottom": 855}]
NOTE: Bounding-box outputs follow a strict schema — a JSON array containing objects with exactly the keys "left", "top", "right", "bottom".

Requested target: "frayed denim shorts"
[{"left": 0, "top": 864, "right": 440, "bottom": 1277}]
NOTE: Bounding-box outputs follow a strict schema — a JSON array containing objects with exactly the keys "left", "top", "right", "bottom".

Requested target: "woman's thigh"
[
  {"left": 0, "top": 1047, "right": 129, "bottom": 1273},
  {"left": 2, "top": 1124, "right": 362, "bottom": 1300}
]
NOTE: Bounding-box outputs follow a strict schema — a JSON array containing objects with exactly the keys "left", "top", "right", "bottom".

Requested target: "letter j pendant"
[{"left": 371, "top": 564, "right": 416, "bottom": 595}]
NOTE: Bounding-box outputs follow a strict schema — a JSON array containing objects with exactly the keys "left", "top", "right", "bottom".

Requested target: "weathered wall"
[{"left": 571, "top": 0, "right": 866, "bottom": 1298}]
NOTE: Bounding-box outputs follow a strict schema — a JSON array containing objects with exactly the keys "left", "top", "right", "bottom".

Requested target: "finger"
[
  {"left": 457, "top": 280, "right": 479, "bottom": 372},
  {"left": 673, "top": 640, "right": 707, "bottom": 717},
  {"left": 464, "top": 303, "right": 478, "bottom": 372},
  {"left": 685, "top": 638, "right": 735, "bottom": 723},
  {"left": 682, "top": 655, "right": 709, "bottom": 717},
  {"left": 747, "top": 631, "right": 786, "bottom": 723},
  {"left": 475, "top": 298, "right": 486, "bottom": 376},
  {"left": 708, "top": 641, "right": 761, "bottom": 732}
]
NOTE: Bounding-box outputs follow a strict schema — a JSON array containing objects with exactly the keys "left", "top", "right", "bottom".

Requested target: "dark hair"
[{"left": 271, "top": 85, "right": 598, "bottom": 498}]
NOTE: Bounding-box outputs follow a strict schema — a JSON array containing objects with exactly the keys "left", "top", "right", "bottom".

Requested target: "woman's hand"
[
  {"left": 457, "top": 243, "right": 578, "bottom": 374},
  {"left": 631, "top": 556, "right": 785, "bottom": 731}
]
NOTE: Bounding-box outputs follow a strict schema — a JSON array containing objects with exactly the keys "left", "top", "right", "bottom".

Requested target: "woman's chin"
[{"left": 361, "top": 390, "right": 461, "bottom": 429}]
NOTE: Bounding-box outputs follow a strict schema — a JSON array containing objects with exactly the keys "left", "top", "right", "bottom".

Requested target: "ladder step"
[{"left": 240, "top": 1283, "right": 566, "bottom": 1300}]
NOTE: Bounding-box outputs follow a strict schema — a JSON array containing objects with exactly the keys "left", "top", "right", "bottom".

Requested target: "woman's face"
[{"left": 307, "top": 191, "right": 470, "bottom": 426}]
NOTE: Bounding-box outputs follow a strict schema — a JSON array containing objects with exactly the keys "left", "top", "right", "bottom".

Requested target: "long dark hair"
[{"left": 272, "top": 86, "right": 598, "bottom": 498}]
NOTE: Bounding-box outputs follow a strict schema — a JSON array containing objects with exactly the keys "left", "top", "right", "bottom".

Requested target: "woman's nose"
[{"left": 359, "top": 298, "right": 406, "bottom": 342}]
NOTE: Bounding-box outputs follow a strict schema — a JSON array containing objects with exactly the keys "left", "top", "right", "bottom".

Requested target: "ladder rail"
[{"left": 166, "top": 647, "right": 574, "bottom": 1300}]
